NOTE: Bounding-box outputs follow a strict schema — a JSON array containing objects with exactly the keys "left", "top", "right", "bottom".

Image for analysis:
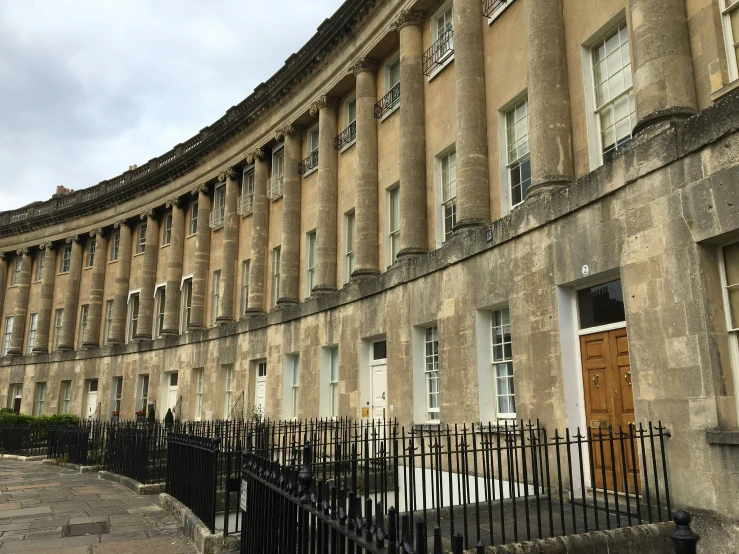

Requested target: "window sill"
[
  {"left": 711, "top": 78, "right": 739, "bottom": 104},
  {"left": 108, "top": 259, "right": 118, "bottom": 265},
  {"left": 83, "top": 266, "right": 92, "bottom": 271},
  {"left": 302, "top": 167, "right": 318, "bottom": 179},
  {"left": 133, "top": 252, "right": 144, "bottom": 258},
  {"left": 339, "top": 140, "right": 356, "bottom": 155},
  {"left": 487, "top": 1, "right": 515, "bottom": 26},
  {"left": 186, "top": 233, "right": 196, "bottom": 239},
  {"left": 380, "top": 103, "right": 400, "bottom": 123},
  {"left": 57, "top": 272, "right": 69, "bottom": 276},
  {"left": 427, "top": 53, "right": 454, "bottom": 82},
  {"left": 161, "top": 243, "right": 170, "bottom": 249},
  {"left": 706, "top": 429, "right": 739, "bottom": 446}
]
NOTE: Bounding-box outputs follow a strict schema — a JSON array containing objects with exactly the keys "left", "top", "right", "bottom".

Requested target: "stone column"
[
  {"left": 312, "top": 95, "right": 340, "bottom": 292},
  {"left": 189, "top": 185, "right": 211, "bottom": 330},
  {"left": 629, "top": 0, "right": 698, "bottom": 134},
  {"left": 58, "top": 236, "right": 83, "bottom": 351},
  {"left": 134, "top": 211, "right": 159, "bottom": 340},
  {"left": 246, "top": 149, "right": 269, "bottom": 315},
  {"left": 395, "top": 11, "right": 427, "bottom": 258},
  {"left": 7, "top": 249, "right": 32, "bottom": 356},
  {"left": 82, "top": 229, "right": 108, "bottom": 347},
  {"left": 277, "top": 125, "right": 303, "bottom": 304},
  {"left": 454, "top": 0, "right": 489, "bottom": 228},
  {"left": 525, "top": 0, "right": 574, "bottom": 199},
  {"left": 352, "top": 58, "right": 381, "bottom": 277},
  {"left": 162, "top": 197, "right": 186, "bottom": 335},
  {"left": 33, "top": 243, "right": 56, "bottom": 353},
  {"left": 109, "top": 220, "right": 132, "bottom": 345},
  {"left": 0, "top": 254, "right": 7, "bottom": 334},
  {"left": 217, "top": 168, "right": 239, "bottom": 324}
]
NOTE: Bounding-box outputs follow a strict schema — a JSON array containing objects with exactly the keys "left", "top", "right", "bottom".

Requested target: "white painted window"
[
  {"left": 387, "top": 187, "right": 400, "bottom": 266},
  {"left": 78, "top": 304, "right": 88, "bottom": 348},
  {"left": 272, "top": 247, "right": 281, "bottom": 308},
  {"left": 194, "top": 369, "right": 204, "bottom": 421},
  {"left": 111, "top": 376, "right": 123, "bottom": 415},
  {"left": 720, "top": 242, "right": 739, "bottom": 418},
  {"left": 485, "top": 0, "right": 513, "bottom": 23},
  {"left": 425, "top": 326, "right": 440, "bottom": 421},
  {"left": 212, "top": 270, "right": 221, "bottom": 324},
  {"left": 27, "top": 313, "right": 37, "bottom": 354},
  {"left": 86, "top": 237, "right": 96, "bottom": 267},
  {"left": 491, "top": 308, "right": 515, "bottom": 419},
  {"left": 591, "top": 22, "right": 635, "bottom": 164},
  {"left": 60, "top": 381, "right": 72, "bottom": 414},
  {"left": 180, "top": 278, "right": 192, "bottom": 332},
  {"left": 104, "top": 300, "right": 113, "bottom": 346},
  {"left": 12, "top": 256, "right": 21, "bottom": 285},
  {"left": 306, "top": 231, "right": 316, "bottom": 298},
  {"left": 308, "top": 126, "right": 320, "bottom": 154},
  {"left": 189, "top": 201, "right": 198, "bottom": 235},
  {"left": 505, "top": 98, "right": 531, "bottom": 208},
  {"left": 154, "top": 286, "right": 166, "bottom": 338},
  {"left": 223, "top": 365, "right": 234, "bottom": 419},
  {"left": 214, "top": 185, "right": 226, "bottom": 224},
  {"left": 386, "top": 55, "right": 400, "bottom": 93},
  {"left": 110, "top": 230, "right": 120, "bottom": 261},
  {"left": 126, "top": 295, "right": 139, "bottom": 343},
  {"left": 345, "top": 211, "right": 355, "bottom": 284},
  {"left": 720, "top": 0, "right": 739, "bottom": 82},
  {"left": 288, "top": 355, "right": 299, "bottom": 420},
  {"left": 36, "top": 251, "right": 44, "bottom": 282},
  {"left": 380, "top": 54, "right": 401, "bottom": 119},
  {"left": 137, "top": 222, "right": 147, "bottom": 254},
  {"left": 2, "top": 317, "right": 13, "bottom": 356},
  {"left": 60, "top": 246, "right": 71, "bottom": 273},
  {"left": 35, "top": 382, "right": 46, "bottom": 416},
  {"left": 241, "top": 260, "right": 250, "bottom": 315},
  {"left": 8, "top": 384, "right": 22, "bottom": 412},
  {"left": 329, "top": 347, "right": 339, "bottom": 418},
  {"left": 426, "top": 1, "right": 454, "bottom": 78},
  {"left": 269, "top": 149, "right": 285, "bottom": 200},
  {"left": 137, "top": 374, "right": 149, "bottom": 413},
  {"left": 162, "top": 212, "right": 172, "bottom": 246},
  {"left": 53, "top": 309, "right": 64, "bottom": 350},
  {"left": 240, "top": 168, "right": 255, "bottom": 215},
  {"left": 440, "top": 151, "right": 457, "bottom": 241}
]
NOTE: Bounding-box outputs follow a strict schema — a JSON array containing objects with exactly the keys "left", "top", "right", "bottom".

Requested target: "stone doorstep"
[
  {"left": 158, "top": 493, "right": 239, "bottom": 554},
  {"left": 97, "top": 470, "right": 166, "bottom": 496},
  {"left": 41, "top": 458, "right": 102, "bottom": 473},
  {"left": 0, "top": 455, "right": 46, "bottom": 463}
]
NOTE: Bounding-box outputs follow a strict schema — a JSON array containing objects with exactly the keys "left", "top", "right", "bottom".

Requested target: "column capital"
[
  {"left": 89, "top": 228, "right": 106, "bottom": 238},
  {"left": 65, "top": 235, "right": 80, "bottom": 244},
  {"left": 0, "top": 252, "right": 5, "bottom": 261},
  {"left": 113, "top": 219, "right": 129, "bottom": 229},
  {"left": 245, "top": 149, "right": 266, "bottom": 164},
  {"left": 351, "top": 57, "right": 379, "bottom": 75},
  {"left": 140, "top": 209, "right": 155, "bottom": 220},
  {"left": 392, "top": 9, "right": 425, "bottom": 31},
  {"left": 166, "top": 196, "right": 182, "bottom": 209},
  {"left": 218, "top": 167, "right": 237, "bottom": 182},
  {"left": 191, "top": 183, "right": 209, "bottom": 196},
  {"left": 16, "top": 247, "right": 30, "bottom": 256},
  {"left": 274, "top": 124, "right": 303, "bottom": 143},
  {"left": 309, "top": 95, "right": 340, "bottom": 117},
  {"left": 39, "top": 241, "right": 55, "bottom": 251}
]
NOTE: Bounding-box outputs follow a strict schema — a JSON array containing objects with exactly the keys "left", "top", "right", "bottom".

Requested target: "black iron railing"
[
  {"left": 334, "top": 121, "right": 356, "bottom": 150},
  {"left": 374, "top": 82, "right": 400, "bottom": 119},
  {"left": 103, "top": 424, "right": 168, "bottom": 484},
  {"left": 0, "top": 425, "right": 49, "bottom": 456},
  {"left": 240, "top": 419, "right": 672, "bottom": 552},
  {"left": 423, "top": 29, "right": 454, "bottom": 76},
  {"left": 298, "top": 150, "right": 319, "bottom": 175},
  {"left": 47, "top": 423, "right": 105, "bottom": 465},
  {"left": 483, "top": 0, "right": 510, "bottom": 18}
]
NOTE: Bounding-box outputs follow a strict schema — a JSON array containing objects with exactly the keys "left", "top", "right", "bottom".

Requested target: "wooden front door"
[{"left": 580, "top": 328, "right": 639, "bottom": 493}]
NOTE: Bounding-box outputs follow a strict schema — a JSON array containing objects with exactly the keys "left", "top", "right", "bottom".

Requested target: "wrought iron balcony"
[
  {"left": 482, "top": 0, "right": 509, "bottom": 18},
  {"left": 237, "top": 194, "right": 253, "bottom": 217},
  {"left": 422, "top": 29, "right": 454, "bottom": 76},
  {"left": 267, "top": 174, "right": 284, "bottom": 201},
  {"left": 208, "top": 209, "right": 224, "bottom": 230},
  {"left": 298, "top": 150, "right": 319, "bottom": 176},
  {"left": 334, "top": 121, "right": 356, "bottom": 150},
  {"left": 374, "top": 82, "right": 400, "bottom": 119}
]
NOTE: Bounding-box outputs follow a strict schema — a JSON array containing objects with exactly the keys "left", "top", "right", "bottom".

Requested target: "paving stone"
[
  {"left": 68, "top": 515, "right": 110, "bottom": 525},
  {"left": 0, "top": 502, "right": 22, "bottom": 511},
  {"left": 0, "top": 535, "right": 99, "bottom": 552},
  {"left": 85, "top": 506, "right": 129, "bottom": 516}
]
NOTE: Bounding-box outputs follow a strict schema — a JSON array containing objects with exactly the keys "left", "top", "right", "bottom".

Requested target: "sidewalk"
[{"left": 0, "top": 459, "right": 197, "bottom": 553}]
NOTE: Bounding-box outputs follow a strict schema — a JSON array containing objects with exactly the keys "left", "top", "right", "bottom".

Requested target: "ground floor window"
[
  {"left": 425, "top": 326, "right": 440, "bottom": 421},
  {"left": 60, "top": 381, "right": 72, "bottom": 414},
  {"left": 34, "top": 382, "right": 46, "bottom": 416},
  {"left": 491, "top": 308, "right": 515, "bottom": 419}
]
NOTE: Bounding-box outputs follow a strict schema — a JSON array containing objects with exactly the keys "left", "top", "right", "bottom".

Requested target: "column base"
[
  {"left": 186, "top": 324, "right": 206, "bottom": 332},
  {"left": 632, "top": 107, "right": 697, "bottom": 136},
  {"left": 454, "top": 218, "right": 487, "bottom": 230},
  {"left": 5, "top": 349, "right": 21, "bottom": 357},
  {"left": 396, "top": 247, "right": 426, "bottom": 259},
  {"left": 107, "top": 339, "right": 125, "bottom": 346},
  {"left": 133, "top": 334, "right": 152, "bottom": 341},
  {"left": 525, "top": 175, "right": 572, "bottom": 201},
  {"left": 216, "top": 316, "right": 235, "bottom": 325},
  {"left": 244, "top": 308, "right": 265, "bottom": 316},
  {"left": 56, "top": 345, "right": 74, "bottom": 352},
  {"left": 31, "top": 347, "right": 48, "bottom": 354},
  {"left": 81, "top": 341, "right": 100, "bottom": 349},
  {"left": 277, "top": 297, "right": 300, "bottom": 306},
  {"left": 160, "top": 328, "right": 179, "bottom": 336},
  {"left": 351, "top": 268, "right": 380, "bottom": 278},
  {"left": 311, "top": 285, "right": 336, "bottom": 295}
]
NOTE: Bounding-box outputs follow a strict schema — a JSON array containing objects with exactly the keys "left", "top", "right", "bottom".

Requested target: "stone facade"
[{"left": 1, "top": 0, "right": 739, "bottom": 550}]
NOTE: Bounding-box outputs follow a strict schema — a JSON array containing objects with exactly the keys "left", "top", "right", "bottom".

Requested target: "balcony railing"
[
  {"left": 482, "top": 0, "right": 509, "bottom": 18},
  {"left": 209, "top": 209, "right": 224, "bottom": 230},
  {"left": 237, "top": 195, "right": 253, "bottom": 217},
  {"left": 298, "top": 150, "right": 319, "bottom": 176},
  {"left": 374, "top": 82, "right": 400, "bottom": 119},
  {"left": 422, "top": 29, "right": 454, "bottom": 76},
  {"left": 333, "top": 120, "right": 356, "bottom": 150},
  {"left": 267, "top": 174, "right": 284, "bottom": 201}
]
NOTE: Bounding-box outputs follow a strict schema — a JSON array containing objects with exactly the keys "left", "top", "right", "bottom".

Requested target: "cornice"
[{"left": 0, "top": 0, "right": 384, "bottom": 238}]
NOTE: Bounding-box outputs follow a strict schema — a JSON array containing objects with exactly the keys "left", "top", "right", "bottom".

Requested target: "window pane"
[
  {"left": 373, "top": 340, "right": 387, "bottom": 360},
  {"left": 577, "top": 279, "right": 626, "bottom": 329},
  {"left": 724, "top": 243, "right": 739, "bottom": 285}
]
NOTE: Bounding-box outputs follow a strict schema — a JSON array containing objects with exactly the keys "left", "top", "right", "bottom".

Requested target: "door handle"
[
  {"left": 624, "top": 372, "right": 632, "bottom": 387},
  {"left": 592, "top": 374, "right": 600, "bottom": 389}
]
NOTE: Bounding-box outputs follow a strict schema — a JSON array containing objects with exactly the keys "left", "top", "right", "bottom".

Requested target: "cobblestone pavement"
[{"left": 0, "top": 459, "right": 197, "bottom": 553}]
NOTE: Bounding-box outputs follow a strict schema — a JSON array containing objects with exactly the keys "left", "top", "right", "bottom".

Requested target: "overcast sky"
[{"left": 0, "top": 0, "right": 345, "bottom": 212}]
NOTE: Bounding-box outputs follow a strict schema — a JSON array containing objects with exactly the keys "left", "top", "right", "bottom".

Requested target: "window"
[
  {"left": 308, "top": 126, "right": 320, "bottom": 154},
  {"left": 591, "top": 22, "right": 635, "bottom": 164},
  {"left": 12, "top": 256, "right": 21, "bottom": 285},
  {"left": 104, "top": 300, "right": 114, "bottom": 346},
  {"left": 2, "top": 317, "right": 13, "bottom": 356},
  {"left": 346, "top": 98, "right": 357, "bottom": 128},
  {"left": 111, "top": 230, "right": 120, "bottom": 261},
  {"left": 181, "top": 278, "right": 192, "bottom": 332},
  {"left": 212, "top": 185, "right": 226, "bottom": 228},
  {"left": 506, "top": 98, "right": 531, "bottom": 207},
  {"left": 721, "top": 243, "right": 739, "bottom": 415},
  {"left": 577, "top": 279, "right": 625, "bottom": 329},
  {"left": 60, "top": 246, "right": 72, "bottom": 273},
  {"left": 272, "top": 247, "right": 281, "bottom": 308},
  {"left": 241, "top": 261, "right": 250, "bottom": 315},
  {"left": 36, "top": 252, "right": 45, "bottom": 282},
  {"left": 35, "top": 383, "right": 47, "bottom": 416},
  {"left": 329, "top": 347, "right": 339, "bottom": 418},
  {"left": 386, "top": 56, "right": 400, "bottom": 93},
  {"left": 137, "top": 222, "right": 147, "bottom": 254},
  {"left": 8, "top": 384, "right": 22, "bottom": 413},
  {"left": 425, "top": 2, "right": 454, "bottom": 77},
  {"left": 189, "top": 201, "right": 199, "bottom": 235},
  {"left": 720, "top": 0, "right": 739, "bottom": 82},
  {"left": 162, "top": 213, "right": 172, "bottom": 246},
  {"left": 78, "top": 305, "right": 89, "bottom": 348},
  {"left": 53, "top": 309, "right": 63, "bottom": 350},
  {"left": 111, "top": 377, "right": 123, "bottom": 415},
  {"left": 388, "top": 187, "right": 400, "bottom": 265},
  {"left": 86, "top": 237, "right": 96, "bottom": 267},
  {"left": 287, "top": 355, "right": 299, "bottom": 420},
  {"left": 223, "top": 365, "right": 234, "bottom": 419},
  {"left": 491, "top": 308, "right": 515, "bottom": 419},
  {"left": 241, "top": 168, "right": 255, "bottom": 214},
  {"left": 127, "top": 294, "right": 139, "bottom": 343},
  {"left": 27, "top": 313, "right": 37, "bottom": 354},
  {"left": 306, "top": 231, "right": 316, "bottom": 298},
  {"left": 269, "top": 150, "right": 285, "bottom": 199},
  {"left": 345, "top": 211, "right": 355, "bottom": 284},
  {"left": 425, "top": 326, "right": 440, "bottom": 421},
  {"left": 194, "top": 369, "right": 204, "bottom": 421},
  {"left": 154, "top": 286, "right": 166, "bottom": 338},
  {"left": 440, "top": 151, "right": 457, "bottom": 241},
  {"left": 138, "top": 374, "right": 149, "bottom": 413},
  {"left": 212, "top": 270, "right": 221, "bottom": 324},
  {"left": 60, "top": 381, "right": 72, "bottom": 414}
]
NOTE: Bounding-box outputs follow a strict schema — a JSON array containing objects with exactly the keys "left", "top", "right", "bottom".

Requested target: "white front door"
[
  {"left": 167, "top": 372, "right": 179, "bottom": 411},
  {"left": 86, "top": 379, "right": 98, "bottom": 420},
  {"left": 371, "top": 363, "right": 387, "bottom": 422},
  {"left": 254, "top": 361, "right": 267, "bottom": 416}
]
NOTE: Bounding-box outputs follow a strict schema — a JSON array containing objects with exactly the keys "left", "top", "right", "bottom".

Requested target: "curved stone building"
[{"left": 1, "top": 0, "right": 739, "bottom": 546}]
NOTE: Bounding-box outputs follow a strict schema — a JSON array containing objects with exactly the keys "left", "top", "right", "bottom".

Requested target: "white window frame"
[
  {"left": 180, "top": 276, "right": 193, "bottom": 333},
  {"left": 272, "top": 247, "right": 281, "bottom": 308},
  {"left": 436, "top": 149, "right": 457, "bottom": 245},
  {"left": 344, "top": 210, "right": 355, "bottom": 285},
  {"left": 339, "top": 95, "right": 357, "bottom": 153},
  {"left": 137, "top": 374, "right": 150, "bottom": 414},
  {"left": 86, "top": 237, "right": 96, "bottom": 268},
  {"left": 719, "top": 241, "right": 739, "bottom": 420},
  {"left": 720, "top": 0, "right": 739, "bottom": 83},
  {"left": 212, "top": 270, "right": 221, "bottom": 325},
  {"left": 61, "top": 381, "right": 72, "bottom": 414},
  {"left": 35, "top": 251, "right": 45, "bottom": 282},
  {"left": 110, "top": 230, "right": 120, "bottom": 261},
  {"left": 269, "top": 146, "right": 285, "bottom": 200},
  {"left": 500, "top": 96, "right": 531, "bottom": 212},
  {"left": 126, "top": 292, "right": 140, "bottom": 344},
  {"left": 241, "top": 260, "right": 250, "bottom": 315},
  {"left": 111, "top": 376, "right": 123, "bottom": 416},
  {"left": 27, "top": 313, "right": 38, "bottom": 354},
  {"left": 153, "top": 284, "right": 166, "bottom": 338},
  {"left": 387, "top": 186, "right": 400, "bottom": 267},
  {"left": 491, "top": 307, "right": 516, "bottom": 420},
  {"left": 381, "top": 53, "right": 401, "bottom": 121},
  {"left": 240, "top": 166, "right": 255, "bottom": 216},
  {"left": 12, "top": 256, "right": 21, "bottom": 285},
  {"left": 428, "top": 0, "right": 455, "bottom": 81},
  {"left": 320, "top": 346, "right": 340, "bottom": 419},
  {"left": 136, "top": 222, "right": 147, "bottom": 254},
  {"left": 284, "top": 354, "right": 300, "bottom": 420},
  {"left": 2, "top": 317, "right": 13, "bottom": 357},
  {"left": 306, "top": 231, "right": 316, "bottom": 298},
  {"left": 35, "top": 382, "right": 46, "bottom": 416},
  {"left": 223, "top": 364, "right": 234, "bottom": 419},
  {"left": 303, "top": 126, "right": 320, "bottom": 178},
  {"left": 60, "top": 246, "right": 72, "bottom": 273},
  {"left": 189, "top": 201, "right": 199, "bottom": 236},
  {"left": 104, "top": 300, "right": 114, "bottom": 346},
  {"left": 486, "top": 0, "right": 514, "bottom": 24},
  {"left": 162, "top": 212, "right": 172, "bottom": 246},
  {"left": 53, "top": 309, "right": 63, "bottom": 350},
  {"left": 211, "top": 184, "right": 226, "bottom": 229},
  {"left": 424, "top": 326, "right": 440, "bottom": 422},
  {"left": 194, "top": 368, "right": 204, "bottom": 421},
  {"left": 78, "top": 304, "right": 88, "bottom": 349}
]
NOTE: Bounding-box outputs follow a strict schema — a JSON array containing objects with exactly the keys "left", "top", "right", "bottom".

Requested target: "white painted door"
[
  {"left": 167, "top": 372, "right": 179, "bottom": 411},
  {"left": 371, "top": 363, "right": 387, "bottom": 422},
  {"left": 254, "top": 361, "right": 267, "bottom": 416},
  {"left": 86, "top": 379, "right": 98, "bottom": 420}
]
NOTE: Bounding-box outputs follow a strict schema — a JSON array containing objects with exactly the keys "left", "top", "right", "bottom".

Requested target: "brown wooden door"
[{"left": 580, "top": 328, "right": 639, "bottom": 493}]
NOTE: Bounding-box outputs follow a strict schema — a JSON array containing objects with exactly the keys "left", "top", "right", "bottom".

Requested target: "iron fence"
[
  {"left": 103, "top": 423, "right": 168, "bottom": 484},
  {"left": 334, "top": 121, "right": 356, "bottom": 150},
  {"left": 241, "top": 420, "right": 672, "bottom": 552},
  {"left": 298, "top": 150, "right": 319, "bottom": 175},
  {"left": 0, "top": 424, "right": 49, "bottom": 456},
  {"left": 422, "top": 29, "right": 454, "bottom": 76},
  {"left": 46, "top": 423, "right": 106, "bottom": 465},
  {"left": 374, "top": 83, "right": 400, "bottom": 119}
]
